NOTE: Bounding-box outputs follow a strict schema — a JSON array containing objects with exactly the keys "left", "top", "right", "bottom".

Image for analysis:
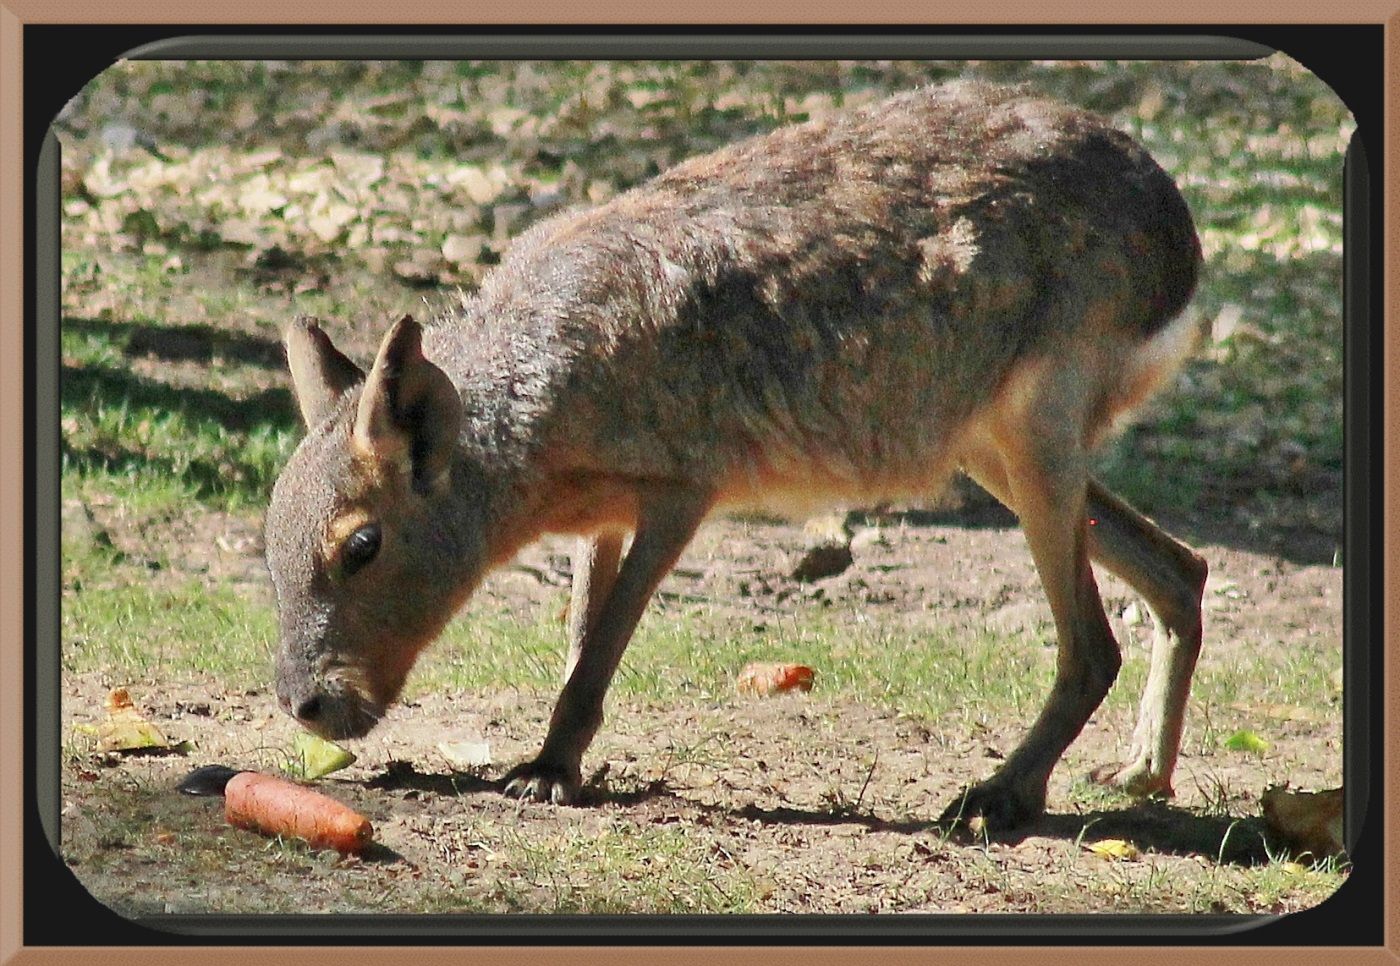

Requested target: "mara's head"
[{"left": 265, "top": 315, "right": 481, "bottom": 740}]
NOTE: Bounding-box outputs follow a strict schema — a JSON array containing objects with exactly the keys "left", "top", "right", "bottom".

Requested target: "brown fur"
[{"left": 265, "top": 82, "right": 1208, "bottom": 828}]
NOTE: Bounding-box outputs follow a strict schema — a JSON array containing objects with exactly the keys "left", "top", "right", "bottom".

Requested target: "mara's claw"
[
  {"left": 940, "top": 776, "right": 1047, "bottom": 831},
  {"left": 501, "top": 758, "right": 583, "bottom": 805}
]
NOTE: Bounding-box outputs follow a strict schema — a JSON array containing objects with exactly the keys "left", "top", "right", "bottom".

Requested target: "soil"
[{"left": 56, "top": 491, "right": 1347, "bottom": 923}]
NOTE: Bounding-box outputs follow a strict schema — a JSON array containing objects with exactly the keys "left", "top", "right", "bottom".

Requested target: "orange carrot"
[
  {"left": 224, "top": 772, "right": 373, "bottom": 854},
  {"left": 736, "top": 662, "right": 815, "bottom": 696}
]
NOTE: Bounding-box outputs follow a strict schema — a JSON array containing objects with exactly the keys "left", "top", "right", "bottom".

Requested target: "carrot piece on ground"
[
  {"left": 224, "top": 771, "right": 373, "bottom": 854},
  {"left": 736, "top": 662, "right": 815, "bottom": 696}
]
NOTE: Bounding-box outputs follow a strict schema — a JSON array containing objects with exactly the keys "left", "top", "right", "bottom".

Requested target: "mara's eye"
[{"left": 340, "top": 524, "right": 382, "bottom": 577}]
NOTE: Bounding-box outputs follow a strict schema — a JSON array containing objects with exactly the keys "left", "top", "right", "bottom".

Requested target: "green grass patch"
[
  {"left": 61, "top": 318, "right": 299, "bottom": 512},
  {"left": 486, "top": 822, "right": 760, "bottom": 914},
  {"left": 63, "top": 570, "right": 274, "bottom": 685},
  {"left": 413, "top": 601, "right": 1061, "bottom": 727}
]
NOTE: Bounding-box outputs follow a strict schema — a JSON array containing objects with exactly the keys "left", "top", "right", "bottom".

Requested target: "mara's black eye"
[{"left": 340, "top": 524, "right": 381, "bottom": 577}]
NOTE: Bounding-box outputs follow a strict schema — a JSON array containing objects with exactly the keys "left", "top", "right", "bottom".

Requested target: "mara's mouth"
[
  {"left": 294, "top": 693, "right": 385, "bottom": 741},
  {"left": 277, "top": 640, "right": 426, "bottom": 740},
  {"left": 278, "top": 666, "right": 389, "bottom": 740}
]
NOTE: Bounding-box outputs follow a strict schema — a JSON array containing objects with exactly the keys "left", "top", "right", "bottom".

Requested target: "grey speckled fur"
[
  {"left": 265, "top": 82, "right": 1210, "bottom": 828},
  {"left": 430, "top": 81, "right": 1198, "bottom": 505}
]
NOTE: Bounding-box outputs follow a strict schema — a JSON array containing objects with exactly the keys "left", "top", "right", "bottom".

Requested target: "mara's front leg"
[
  {"left": 502, "top": 487, "right": 711, "bottom": 804},
  {"left": 563, "top": 532, "right": 624, "bottom": 684}
]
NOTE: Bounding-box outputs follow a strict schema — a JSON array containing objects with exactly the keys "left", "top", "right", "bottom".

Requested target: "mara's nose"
[
  {"left": 294, "top": 694, "right": 324, "bottom": 724},
  {"left": 274, "top": 670, "right": 378, "bottom": 740},
  {"left": 275, "top": 675, "right": 324, "bottom": 724}
]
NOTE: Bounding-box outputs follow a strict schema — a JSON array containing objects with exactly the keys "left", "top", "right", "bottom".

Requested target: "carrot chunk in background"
[{"left": 736, "top": 662, "right": 815, "bottom": 696}]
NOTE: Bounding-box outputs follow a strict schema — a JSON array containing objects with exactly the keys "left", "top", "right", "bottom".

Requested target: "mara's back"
[{"left": 441, "top": 82, "right": 1200, "bottom": 511}]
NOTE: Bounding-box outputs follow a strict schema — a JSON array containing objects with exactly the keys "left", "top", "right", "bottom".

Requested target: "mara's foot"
[
  {"left": 1089, "top": 758, "right": 1174, "bottom": 798},
  {"left": 501, "top": 757, "right": 583, "bottom": 805},
  {"left": 940, "top": 775, "right": 1047, "bottom": 831}
]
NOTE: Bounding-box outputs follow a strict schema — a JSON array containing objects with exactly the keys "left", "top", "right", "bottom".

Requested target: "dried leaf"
[
  {"left": 307, "top": 200, "right": 357, "bottom": 243},
  {"left": 1261, "top": 785, "right": 1344, "bottom": 859},
  {"left": 288, "top": 165, "right": 335, "bottom": 194},
  {"left": 218, "top": 218, "right": 266, "bottom": 246},
  {"left": 98, "top": 687, "right": 180, "bottom": 753},
  {"left": 98, "top": 719, "right": 167, "bottom": 752},
  {"left": 393, "top": 249, "right": 442, "bottom": 284},
  {"left": 82, "top": 157, "right": 127, "bottom": 198},
  {"left": 441, "top": 233, "right": 485, "bottom": 265},
  {"left": 451, "top": 165, "right": 502, "bottom": 205},
  {"left": 237, "top": 174, "right": 288, "bottom": 214},
  {"left": 1085, "top": 838, "right": 1140, "bottom": 861},
  {"left": 1211, "top": 303, "right": 1244, "bottom": 343},
  {"left": 243, "top": 148, "right": 283, "bottom": 168},
  {"left": 330, "top": 151, "right": 385, "bottom": 187}
]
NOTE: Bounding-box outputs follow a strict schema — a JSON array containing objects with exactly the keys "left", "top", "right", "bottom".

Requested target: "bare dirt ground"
[{"left": 57, "top": 493, "right": 1345, "bottom": 921}]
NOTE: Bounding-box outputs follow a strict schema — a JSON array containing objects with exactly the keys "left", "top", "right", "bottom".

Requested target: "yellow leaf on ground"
[
  {"left": 1223, "top": 729, "right": 1270, "bottom": 754},
  {"left": 1085, "top": 839, "right": 1140, "bottom": 861},
  {"left": 98, "top": 688, "right": 174, "bottom": 752}
]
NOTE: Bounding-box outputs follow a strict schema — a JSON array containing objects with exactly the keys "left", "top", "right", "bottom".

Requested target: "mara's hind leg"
[
  {"left": 959, "top": 459, "right": 1207, "bottom": 803},
  {"left": 944, "top": 440, "right": 1121, "bottom": 829},
  {"left": 1083, "top": 481, "right": 1207, "bottom": 797}
]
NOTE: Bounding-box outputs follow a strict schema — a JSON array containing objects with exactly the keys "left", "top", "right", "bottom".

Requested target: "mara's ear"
[
  {"left": 285, "top": 317, "right": 365, "bottom": 427},
  {"left": 353, "top": 315, "right": 463, "bottom": 492}
]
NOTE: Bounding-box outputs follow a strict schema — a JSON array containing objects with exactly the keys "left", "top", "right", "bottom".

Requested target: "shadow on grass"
[
  {"left": 363, "top": 760, "right": 675, "bottom": 809},
  {"left": 60, "top": 328, "right": 298, "bottom": 502},
  {"left": 65, "top": 316, "right": 288, "bottom": 369},
  {"left": 722, "top": 799, "right": 1278, "bottom": 866},
  {"left": 62, "top": 361, "right": 296, "bottom": 434},
  {"left": 855, "top": 479, "right": 1340, "bottom": 568},
  {"left": 61, "top": 311, "right": 1342, "bottom": 565},
  {"left": 735, "top": 797, "right": 1281, "bottom": 866},
  {"left": 366, "top": 760, "right": 499, "bottom": 798},
  {"left": 62, "top": 442, "right": 263, "bottom": 503}
]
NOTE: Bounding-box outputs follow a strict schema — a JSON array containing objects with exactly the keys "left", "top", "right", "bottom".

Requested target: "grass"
[
  {"left": 415, "top": 604, "right": 1063, "bottom": 722},
  {"left": 62, "top": 568, "right": 275, "bottom": 683},
  {"left": 61, "top": 307, "right": 300, "bottom": 513},
  {"left": 55, "top": 57, "right": 1349, "bottom": 917},
  {"left": 487, "top": 822, "right": 760, "bottom": 914}
]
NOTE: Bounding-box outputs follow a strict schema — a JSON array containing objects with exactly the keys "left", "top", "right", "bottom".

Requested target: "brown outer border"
[{"left": 0, "top": 6, "right": 1393, "bottom": 966}]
